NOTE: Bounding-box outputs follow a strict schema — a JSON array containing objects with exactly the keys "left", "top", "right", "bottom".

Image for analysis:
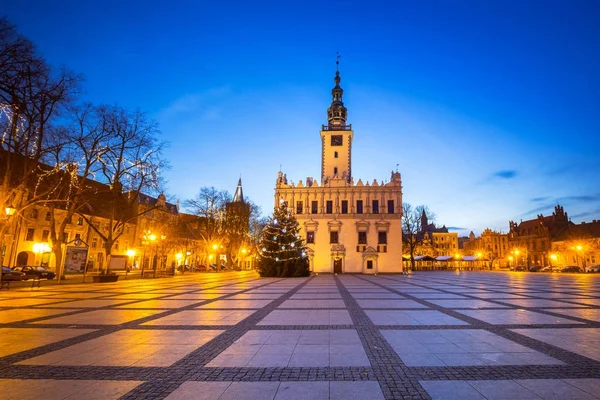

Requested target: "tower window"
[
  {"left": 334, "top": 151, "right": 338, "bottom": 158},
  {"left": 378, "top": 232, "right": 387, "bottom": 244},
  {"left": 372, "top": 200, "right": 379, "bottom": 214},
  {"left": 341, "top": 200, "right": 348, "bottom": 214},
  {"left": 356, "top": 200, "right": 363, "bottom": 214},
  {"left": 330, "top": 231, "right": 339, "bottom": 244},
  {"left": 333, "top": 167, "right": 338, "bottom": 175},
  {"left": 358, "top": 231, "right": 367, "bottom": 244},
  {"left": 326, "top": 201, "right": 333, "bottom": 214},
  {"left": 387, "top": 200, "right": 394, "bottom": 214}
]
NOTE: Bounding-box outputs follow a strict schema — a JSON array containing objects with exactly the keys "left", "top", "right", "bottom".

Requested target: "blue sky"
[{"left": 3, "top": 0, "right": 599, "bottom": 236}]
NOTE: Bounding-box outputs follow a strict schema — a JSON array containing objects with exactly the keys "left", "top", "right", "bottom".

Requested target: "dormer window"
[{"left": 334, "top": 151, "right": 338, "bottom": 158}]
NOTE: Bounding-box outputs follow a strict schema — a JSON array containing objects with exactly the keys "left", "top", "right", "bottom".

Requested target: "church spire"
[
  {"left": 233, "top": 177, "right": 245, "bottom": 203},
  {"left": 327, "top": 53, "right": 348, "bottom": 128}
]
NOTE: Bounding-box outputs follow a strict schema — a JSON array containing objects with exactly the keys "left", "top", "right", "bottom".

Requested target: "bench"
[
  {"left": 31, "top": 279, "right": 42, "bottom": 289},
  {"left": 0, "top": 280, "right": 11, "bottom": 290}
]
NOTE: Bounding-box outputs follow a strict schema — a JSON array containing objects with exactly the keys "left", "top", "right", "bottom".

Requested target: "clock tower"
[{"left": 320, "top": 66, "right": 353, "bottom": 184}]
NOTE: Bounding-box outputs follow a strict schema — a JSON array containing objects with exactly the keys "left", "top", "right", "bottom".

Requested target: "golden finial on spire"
[{"left": 336, "top": 52, "right": 340, "bottom": 72}]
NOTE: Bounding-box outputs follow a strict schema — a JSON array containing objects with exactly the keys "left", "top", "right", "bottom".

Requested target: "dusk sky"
[{"left": 3, "top": 0, "right": 599, "bottom": 236}]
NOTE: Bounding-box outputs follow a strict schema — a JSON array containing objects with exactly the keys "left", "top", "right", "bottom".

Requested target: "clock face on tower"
[{"left": 331, "top": 135, "right": 343, "bottom": 146}]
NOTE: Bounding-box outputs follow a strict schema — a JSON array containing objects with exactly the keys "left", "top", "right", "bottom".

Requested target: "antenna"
[{"left": 396, "top": 163, "right": 399, "bottom": 172}]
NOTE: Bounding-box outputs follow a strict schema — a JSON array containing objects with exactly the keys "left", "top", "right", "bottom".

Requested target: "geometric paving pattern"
[{"left": 2, "top": 271, "right": 600, "bottom": 399}]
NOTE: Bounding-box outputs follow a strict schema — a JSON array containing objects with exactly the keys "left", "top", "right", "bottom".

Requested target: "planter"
[{"left": 92, "top": 275, "right": 119, "bottom": 283}]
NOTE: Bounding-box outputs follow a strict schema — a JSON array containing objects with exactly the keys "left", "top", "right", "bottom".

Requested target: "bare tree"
[
  {"left": 183, "top": 187, "right": 231, "bottom": 264},
  {"left": 402, "top": 203, "right": 436, "bottom": 271},
  {"left": 0, "top": 18, "right": 79, "bottom": 280},
  {"left": 75, "top": 105, "right": 167, "bottom": 273}
]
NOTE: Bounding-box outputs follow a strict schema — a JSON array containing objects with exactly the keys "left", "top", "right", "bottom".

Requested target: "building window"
[
  {"left": 358, "top": 231, "right": 367, "bottom": 244},
  {"left": 45, "top": 211, "right": 51, "bottom": 221},
  {"left": 91, "top": 237, "right": 97, "bottom": 249},
  {"left": 32, "top": 209, "right": 38, "bottom": 219},
  {"left": 378, "top": 231, "right": 387, "bottom": 244},
  {"left": 25, "top": 228, "right": 35, "bottom": 241},
  {"left": 372, "top": 200, "right": 379, "bottom": 214},
  {"left": 326, "top": 200, "right": 333, "bottom": 214},
  {"left": 356, "top": 200, "right": 363, "bottom": 214},
  {"left": 333, "top": 167, "right": 338, "bottom": 175},
  {"left": 311, "top": 201, "right": 318, "bottom": 214},
  {"left": 77, "top": 216, "right": 84, "bottom": 226},
  {"left": 387, "top": 200, "right": 394, "bottom": 214},
  {"left": 307, "top": 231, "right": 315, "bottom": 244},
  {"left": 334, "top": 151, "right": 338, "bottom": 158},
  {"left": 296, "top": 201, "right": 303, "bottom": 214},
  {"left": 42, "top": 230, "right": 49, "bottom": 242},
  {"left": 341, "top": 200, "right": 348, "bottom": 214},
  {"left": 330, "top": 231, "right": 339, "bottom": 244},
  {"left": 75, "top": 233, "right": 81, "bottom": 240}
]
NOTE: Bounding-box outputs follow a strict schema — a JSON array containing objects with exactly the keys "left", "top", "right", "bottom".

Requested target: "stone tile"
[
  {"left": 165, "top": 381, "right": 232, "bottom": 400},
  {"left": 356, "top": 299, "right": 427, "bottom": 308},
  {"left": 513, "top": 328, "right": 600, "bottom": 362},
  {"left": 196, "top": 299, "right": 274, "bottom": 309},
  {"left": 143, "top": 310, "right": 255, "bottom": 326},
  {"left": 420, "top": 380, "right": 486, "bottom": 400},
  {"left": 366, "top": 310, "right": 468, "bottom": 325},
  {"left": 258, "top": 310, "right": 352, "bottom": 325},
  {"left": 115, "top": 299, "right": 204, "bottom": 308},
  {"left": 456, "top": 309, "right": 583, "bottom": 325},
  {"left": 427, "top": 299, "right": 507, "bottom": 309},
  {"left": 18, "top": 329, "right": 223, "bottom": 366},
  {"left": 0, "top": 308, "right": 79, "bottom": 323},
  {"left": 516, "top": 379, "right": 597, "bottom": 399},
  {"left": 274, "top": 381, "right": 329, "bottom": 400},
  {"left": 0, "top": 379, "right": 142, "bottom": 400},
  {"left": 468, "top": 380, "right": 541, "bottom": 399},
  {"left": 329, "top": 381, "right": 385, "bottom": 400},
  {"left": 0, "top": 328, "right": 96, "bottom": 357},
  {"left": 32, "top": 309, "right": 164, "bottom": 325},
  {"left": 278, "top": 299, "right": 346, "bottom": 308}
]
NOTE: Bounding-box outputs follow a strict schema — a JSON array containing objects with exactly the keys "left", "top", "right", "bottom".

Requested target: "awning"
[
  {"left": 414, "top": 255, "right": 436, "bottom": 261},
  {"left": 436, "top": 255, "right": 455, "bottom": 261}
]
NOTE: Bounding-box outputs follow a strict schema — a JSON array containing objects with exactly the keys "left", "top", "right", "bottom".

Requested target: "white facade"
[{"left": 274, "top": 69, "right": 403, "bottom": 274}]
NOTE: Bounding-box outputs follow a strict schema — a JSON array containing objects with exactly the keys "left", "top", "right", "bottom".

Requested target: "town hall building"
[{"left": 274, "top": 67, "right": 403, "bottom": 274}]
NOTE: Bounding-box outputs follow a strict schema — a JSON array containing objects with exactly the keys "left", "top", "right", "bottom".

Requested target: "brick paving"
[{"left": 2, "top": 271, "right": 600, "bottom": 399}]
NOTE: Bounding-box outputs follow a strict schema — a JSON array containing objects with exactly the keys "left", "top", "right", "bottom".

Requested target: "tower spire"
[
  {"left": 233, "top": 177, "right": 245, "bottom": 203},
  {"left": 327, "top": 53, "right": 348, "bottom": 128}
]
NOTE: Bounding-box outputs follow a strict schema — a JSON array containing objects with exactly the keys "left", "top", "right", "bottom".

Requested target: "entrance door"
[
  {"left": 16, "top": 251, "right": 29, "bottom": 266},
  {"left": 333, "top": 258, "right": 343, "bottom": 274}
]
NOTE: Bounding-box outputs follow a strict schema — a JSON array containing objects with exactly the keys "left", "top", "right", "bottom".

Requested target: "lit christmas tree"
[{"left": 257, "top": 201, "right": 309, "bottom": 277}]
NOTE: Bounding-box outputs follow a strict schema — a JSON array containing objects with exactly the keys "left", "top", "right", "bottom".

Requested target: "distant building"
[
  {"left": 274, "top": 67, "right": 403, "bottom": 274},
  {"left": 415, "top": 210, "right": 458, "bottom": 256},
  {"left": 462, "top": 229, "right": 509, "bottom": 268},
  {"left": 508, "top": 205, "right": 571, "bottom": 266}
]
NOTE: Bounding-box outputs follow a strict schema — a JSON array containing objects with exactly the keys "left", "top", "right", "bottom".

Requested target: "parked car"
[
  {"left": 12, "top": 266, "right": 56, "bottom": 280},
  {"left": 1, "top": 266, "right": 25, "bottom": 281},
  {"left": 195, "top": 264, "right": 208, "bottom": 272},
  {"left": 560, "top": 265, "right": 583, "bottom": 273},
  {"left": 529, "top": 265, "right": 543, "bottom": 272},
  {"left": 510, "top": 265, "right": 527, "bottom": 272},
  {"left": 585, "top": 264, "right": 600, "bottom": 273},
  {"left": 540, "top": 266, "right": 554, "bottom": 273}
]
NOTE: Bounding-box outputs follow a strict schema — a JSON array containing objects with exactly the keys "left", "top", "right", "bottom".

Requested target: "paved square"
[{"left": 3, "top": 271, "right": 600, "bottom": 399}]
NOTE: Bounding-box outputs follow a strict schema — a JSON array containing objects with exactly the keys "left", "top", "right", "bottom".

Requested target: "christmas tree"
[{"left": 257, "top": 201, "right": 310, "bottom": 277}]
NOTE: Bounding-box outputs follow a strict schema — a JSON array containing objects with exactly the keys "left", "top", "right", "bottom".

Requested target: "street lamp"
[
  {"left": 0, "top": 205, "right": 17, "bottom": 285},
  {"left": 550, "top": 253, "right": 557, "bottom": 269}
]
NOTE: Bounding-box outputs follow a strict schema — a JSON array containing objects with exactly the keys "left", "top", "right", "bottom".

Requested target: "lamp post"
[
  {"left": 550, "top": 253, "right": 557, "bottom": 269},
  {"left": 126, "top": 249, "right": 135, "bottom": 278},
  {"left": 0, "top": 205, "right": 16, "bottom": 285}
]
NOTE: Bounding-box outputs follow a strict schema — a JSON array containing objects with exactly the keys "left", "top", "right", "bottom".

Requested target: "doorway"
[{"left": 333, "top": 258, "right": 343, "bottom": 274}]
